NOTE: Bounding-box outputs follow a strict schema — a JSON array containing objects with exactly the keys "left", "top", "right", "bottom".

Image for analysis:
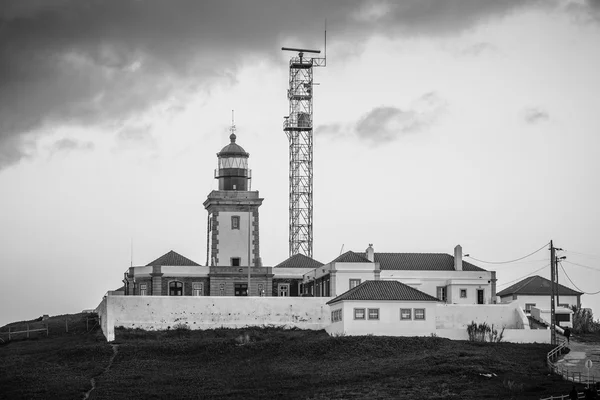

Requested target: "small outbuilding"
[{"left": 326, "top": 280, "right": 440, "bottom": 337}]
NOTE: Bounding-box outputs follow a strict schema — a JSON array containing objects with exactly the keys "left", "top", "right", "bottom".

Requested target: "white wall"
[
  {"left": 380, "top": 270, "right": 494, "bottom": 304},
  {"left": 325, "top": 300, "right": 437, "bottom": 337},
  {"left": 332, "top": 263, "right": 378, "bottom": 297},
  {"left": 435, "top": 303, "right": 522, "bottom": 329},
  {"left": 96, "top": 295, "right": 330, "bottom": 341},
  {"left": 217, "top": 211, "right": 255, "bottom": 266}
]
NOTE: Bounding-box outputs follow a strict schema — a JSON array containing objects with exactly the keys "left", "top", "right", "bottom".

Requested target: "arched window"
[{"left": 169, "top": 281, "right": 183, "bottom": 296}]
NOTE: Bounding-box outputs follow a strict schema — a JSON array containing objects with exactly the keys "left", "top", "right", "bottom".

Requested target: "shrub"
[
  {"left": 571, "top": 306, "right": 600, "bottom": 334},
  {"left": 467, "top": 322, "right": 504, "bottom": 342},
  {"left": 235, "top": 333, "right": 251, "bottom": 346}
]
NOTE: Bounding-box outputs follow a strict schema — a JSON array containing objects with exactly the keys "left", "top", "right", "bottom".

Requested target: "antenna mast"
[{"left": 281, "top": 27, "right": 327, "bottom": 258}]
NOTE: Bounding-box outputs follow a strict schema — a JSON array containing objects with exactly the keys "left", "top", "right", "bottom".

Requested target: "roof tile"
[
  {"left": 327, "top": 280, "right": 440, "bottom": 305},
  {"left": 146, "top": 250, "right": 201, "bottom": 267},
  {"left": 496, "top": 275, "right": 582, "bottom": 297},
  {"left": 331, "top": 251, "right": 372, "bottom": 264},
  {"left": 274, "top": 253, "right": 324, "bottom": 269}
]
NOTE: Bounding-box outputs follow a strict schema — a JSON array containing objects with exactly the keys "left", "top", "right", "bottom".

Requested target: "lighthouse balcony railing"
[{"left": 214, "top": 169, "right": 251, "bottom": 178}]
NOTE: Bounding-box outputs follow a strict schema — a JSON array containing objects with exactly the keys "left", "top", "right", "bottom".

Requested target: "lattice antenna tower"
[{"left": 282, "top": 25, "right": 327, "bottom": 258}]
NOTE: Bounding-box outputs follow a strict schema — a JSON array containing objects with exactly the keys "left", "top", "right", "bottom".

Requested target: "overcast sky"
[{"left": 1, "top": 0, "right": 600, "bottom": 326}]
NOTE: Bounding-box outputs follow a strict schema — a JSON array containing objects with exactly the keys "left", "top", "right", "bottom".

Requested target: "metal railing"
[{"left": 541, "top": 341, "right": 600, "bottom": 399}]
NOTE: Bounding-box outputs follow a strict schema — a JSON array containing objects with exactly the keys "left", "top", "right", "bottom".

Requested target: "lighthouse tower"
[{"left": 204, "top": 128, "right": 263, "bottom": 268}]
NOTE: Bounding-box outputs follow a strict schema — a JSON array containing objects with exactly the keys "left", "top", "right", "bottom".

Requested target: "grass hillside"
[{"left": 0, "top": 314, "right": 577, "bottom": 399}]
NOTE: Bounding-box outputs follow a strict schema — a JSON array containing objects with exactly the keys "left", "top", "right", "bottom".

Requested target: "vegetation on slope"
[{"left": 0, "top": 315, "right": 583, "bottom": 399}]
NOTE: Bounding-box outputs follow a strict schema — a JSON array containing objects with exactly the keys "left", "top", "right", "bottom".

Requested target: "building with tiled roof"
[
  {"left": 497, "top": 275, "right": 582, "bottom": 313},
  {"left": 303, "top": 244, "right": 497, "bottom": 305},
  {"left": 275, "top": 253, "right": 324, "bottom": 269},
  {"left": 327, "top": 280, "right": 439, "bottom": 305},
  {"left": 146, "top": 250, "right": 201, "bottom": 267},
  {"left": 373, "top": 253, "right": 485, "bottom": 272},
  {"left": 326, "top": 280, "right": 439, "bottom": 337}
]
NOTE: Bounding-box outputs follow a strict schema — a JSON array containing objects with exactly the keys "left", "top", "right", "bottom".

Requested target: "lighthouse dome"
[{"left": 217, "top": 133, "right": 249, "bottom": 158}]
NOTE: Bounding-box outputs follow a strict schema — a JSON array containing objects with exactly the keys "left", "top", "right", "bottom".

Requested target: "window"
[
  {"left": 400, "top": 308, "right": 412, "bottom": 320},
  {"left": 414, "top": 309, "right": 426, "bottom": 320},
  {"left": 235, "top": 283, "right": 248, "bottom": 296},
  {"left": 278, "top": 283, "right": 290, "bottom": 297},
  {"left": 231, "top": 216, "right": 240, "bottom": 229},
  {"left": 331, "top": 309, "right": 343, "bottom": 322},
  {"left": 349, "top": 279, "right": 361, "bottom": 289},
  {"left": 460, "top": 289, "right": 467, "bottom": 298},
  {"left": 219, "top": 283, "right": 225, "bottom": 296},
  {"left": 354, "top": 308, "right": 366, "bottom": 320},
  {"left": 169, "top": 281, "right": 183, "bottom": 296},
  {"left": 192, "top": 282, "right": 203, "bottom": 296},
  {"left": 139, "top": 283, "right": 147, "bottom": 296},
  {"left": 231, "top": 257, "right": 241, "bottom": 266},
  {"left": 436, "top": 286, "right": 447, "bottom": 302},
  {"left": 258, "top": 283, "right": 264, "bottom": 296},
  {"left": 368, "top": 308, "right": 379, "bottom": 320},
  {"left": 525, "top": 303, "right": 536, "bottom": 314}
]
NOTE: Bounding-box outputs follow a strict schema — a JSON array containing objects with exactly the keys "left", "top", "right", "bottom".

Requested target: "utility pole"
[{"left": 550, "top": 240, "right": 556, "bottom": 345}]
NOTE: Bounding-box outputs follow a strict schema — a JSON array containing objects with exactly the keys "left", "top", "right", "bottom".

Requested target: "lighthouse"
[{"left": 204, "top": 130, "right": 263, "bottom": 269}]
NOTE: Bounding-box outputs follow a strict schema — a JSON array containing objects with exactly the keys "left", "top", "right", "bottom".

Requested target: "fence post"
[
  {"left": 86, "top": 317, "right": 88, "bottom": 332},
  {"left": 65, "top": 317, "right": 68, "bottom": 333},
  {"left": 46, "top": 324, "right": 49, "bottom": 337},
  {"left": 8, "top": 326, "right": 10, "bottom": 340},
  {"left": 27, "top": 324, "right": 29, "bottom": 339}
]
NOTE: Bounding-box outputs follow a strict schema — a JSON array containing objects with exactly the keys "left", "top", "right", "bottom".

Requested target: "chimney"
[
  {"left": 454, "top": 245, "right": 463, "bottom": 271},
  {"left": 366, "top": 244, "right": 374, "bottom": 262}
]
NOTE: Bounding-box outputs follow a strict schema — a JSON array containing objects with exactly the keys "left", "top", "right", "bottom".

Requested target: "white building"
[
  {"left": 303, "top": 244, "right": 497, "bottom": 305},
  {"left": 496, "top": 275, "right": 582, "bottom": 323},
  {"left": 326, "top": 280, "right": 439, "bottom": 337}
]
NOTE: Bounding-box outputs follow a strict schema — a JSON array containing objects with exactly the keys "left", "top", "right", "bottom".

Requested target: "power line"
[
  {"left": 466, "top": 242, "right": 550, "bottom": 265},
  {"left": 496, "top": 263, "right": 550, "bottom": 288},
  {"left": 559, "top": 262, "right": 600, "bottom": 295},
  {"left": 565, "top": 250, "right": 600, "bottom": 260},
  {"left": 562, "top": 260, "right": 600, "bottom": 272}
]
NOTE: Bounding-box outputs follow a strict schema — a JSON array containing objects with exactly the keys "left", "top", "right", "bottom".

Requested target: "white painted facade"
[
  {"left": 215, "top": 210, "right": 255, "bottom": 266},
  {"left": 380, "top": 270, "right": 494, "bottom": 305},
  {"left": 303, "top": 261, "right": 380, "bottom": 297},
  {"left": 499, "top": 294, "right": 579, "bottom": 312},
  {"left": 326, "top": 300, "right": 437, "bottom": 337}
]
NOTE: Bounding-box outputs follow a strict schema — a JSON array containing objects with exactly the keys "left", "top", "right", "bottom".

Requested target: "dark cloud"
[
  {"left": 355, "top": 92, "right": 445, "bottom": 143},
  {"left": 523, "top": 108, "right": 549, "bottom": 124},
  {"left": 0, "top": 0, "right": 558, "bottom": 169},
  {"left": 51, "top": 138, "right": 94, "bottom": 152},
  {"left": 356, "top": 106, "right": 418, "bottom": 142}
]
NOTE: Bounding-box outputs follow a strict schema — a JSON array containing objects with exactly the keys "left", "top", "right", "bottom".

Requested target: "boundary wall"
[{"left": 96, "top": 295, "right": 330, "bottom": 341}]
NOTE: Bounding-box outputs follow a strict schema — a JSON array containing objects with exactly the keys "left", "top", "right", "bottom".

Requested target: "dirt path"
[{"left": 82, "top": 343, "right": 119, "bottom": 400}]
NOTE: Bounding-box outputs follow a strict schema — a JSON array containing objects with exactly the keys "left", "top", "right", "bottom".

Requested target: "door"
[
  {"left": 477, "top": 289, "right": 484, "bottom": 304},
  {"left": 235, "top": 283, "right": 248, "bottom": 296}
]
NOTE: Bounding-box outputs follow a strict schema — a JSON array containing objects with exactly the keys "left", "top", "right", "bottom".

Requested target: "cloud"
[
  {"left": 50, "top": 138, "right": 94, "bottom": 153},
  {"left": 460, "top": 42, "right": 498, "bottom": 56},
  {"left": 0, "top": 0, "right": 559, "bottom": 170},
  {"left": 316, "top": 123, "right": 342, "bottom": 136},
  {"left": 523, "top": 108, "right": 549, "bottom": 124},
  {"left": 355, "top": 92, "right": 446, "bottom": 143}
]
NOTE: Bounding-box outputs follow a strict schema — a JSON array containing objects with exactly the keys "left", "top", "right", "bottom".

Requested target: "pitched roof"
[
  {"left": 146, "top": 250, "right": 201, "bottom": 267},
  {"left": 274, "top": 253, "right": 324, "bottom": 269},
  {"left": 331, "top": 251, "right": 372, "bottom": 264},
  {"left": 365, "top": 252, "right": 486, "bottom": 271},
  {"left": 327, "top": 280, "right": 440, "bottom": 305},
  {"left": 496, "top": 275, "right": 583, "bottom": 297}
]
